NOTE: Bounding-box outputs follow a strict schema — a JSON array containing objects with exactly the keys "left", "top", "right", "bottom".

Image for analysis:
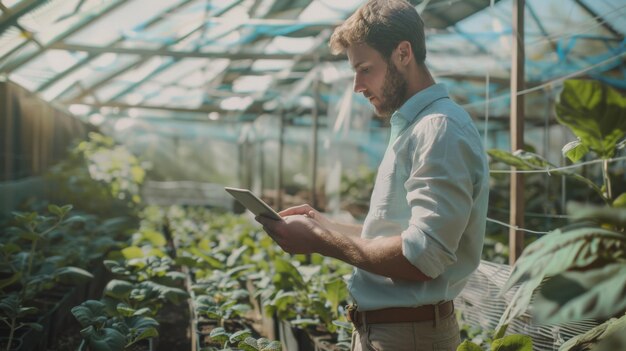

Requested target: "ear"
[{"left": 395, "top": 41, "right": 412, "bottom": 66}]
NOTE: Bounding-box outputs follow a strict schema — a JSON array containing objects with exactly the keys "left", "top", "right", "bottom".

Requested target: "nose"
[{"left": 353, "top": 74, "right": 365, "bottom": 94}]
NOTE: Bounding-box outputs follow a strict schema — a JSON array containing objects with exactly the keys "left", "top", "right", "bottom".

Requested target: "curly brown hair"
[{"left": 329, "top": 0, "right": 426, "bottom": 63}]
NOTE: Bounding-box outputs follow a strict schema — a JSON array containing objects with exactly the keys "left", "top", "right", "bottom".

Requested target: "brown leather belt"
[{"left": 347, "top": 301, "right": 454, "bottom": 327}]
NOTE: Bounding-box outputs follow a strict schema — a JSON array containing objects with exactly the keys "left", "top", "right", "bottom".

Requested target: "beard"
[{"left": 375, "top": 61, "right": 408, "bottom": 118}]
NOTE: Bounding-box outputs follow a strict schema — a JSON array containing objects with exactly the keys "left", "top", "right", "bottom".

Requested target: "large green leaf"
[
  {"left": 535, "top": 263, "right": 626, "bottom": 323},
  {"left": 567, "top": 202, "right": 626, "bottom": 228},
  {"left": 322, "top": 279, "right": 348, "bottom": 318},
  {"left": 226, "top": 245, "right": 249, "bottom": 267},
  {"left": 500, "top": 226, "right": 625, "bottom": 324},
  {"left": 71, "top": 300, "right": 108, "bottom": 327},
  {"left": 230, "top": 329, "right": 252, "bottom": 344},
  {"left": 555, "top": 79, "right": 626, "bottom": 159},
  {"left": 491, "top": 334, "right": 532, "bottom": 351},
  {"left": 260, "top": 340, "right": 282, "bottom": 351},
  {"left": 272, "top": 258, "right": 305, "bottom": 290},
  {"left": 81, "top": 325, "right": 126, "bottom": 351},
  {"left": 137, "top": 281, "right": 189, "bottom": 304},
  {"left": 503, "top": 227, "right": 625, "bottom": 292},
  {"left": 104, "top": 279, "right": 134, "bottom": 300},
  {"left": 55, "top": 266, "right": 94, "bottom": 285},
  {"left": 456, "top": 340, "right": 483, "bottom": 351},
  {"left": 125, "top": 315, "right": 159, "bottom": 345}
]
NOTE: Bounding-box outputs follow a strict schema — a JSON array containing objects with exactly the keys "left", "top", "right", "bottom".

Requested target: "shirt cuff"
[{"left": 401, "top": 225, "right": 456, "bottom": 278}]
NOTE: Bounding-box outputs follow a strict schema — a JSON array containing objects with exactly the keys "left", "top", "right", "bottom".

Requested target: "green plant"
[
  {"left": 457, "top": 324, "right": 532, "bottom": 351},
  {"left": 102, "top": 279, "right": 189, "bottom": 318},
  {"left": 0, "top": 294, "right": 43, "bottom": 351},
  {"left": 1, "top": 205, "right": 94, "bottom": 300},
  {"left": 104, "top": 256, "right": 186, "bottom": 287},
  {"left": 340, "top": 166, "right": 376, "bottom": 219},
  {"left": 555, "top": 79, "right": 626, "bottom": 200},
  {"left": 72, "top": 299, "right": 158, "bottom": 351},
  {"left": 47, "top": 132, "right": 148, "bottom": 215},
  {"left": 258, "top": 256, "right": 350, "bottom": 334},
  {"left": 494, "top": 79, "right": 626, "bottom": 350},
  {"left": 207, "top": 327, "right": 281, "bottom": 351}
]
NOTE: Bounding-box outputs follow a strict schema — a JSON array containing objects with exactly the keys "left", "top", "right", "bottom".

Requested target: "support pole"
[
  {"left": 310, "top": 63, "right": 320, "bottom": 209},
  {"left": 277, "top": 110, "right": 285, "bottom": 210},
  {"left": 509, "top": 0, "right": 525, "bottom": 265}
]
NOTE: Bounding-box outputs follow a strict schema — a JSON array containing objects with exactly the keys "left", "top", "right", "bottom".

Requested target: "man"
[{"left": 256, "top": 0, "right": 489, "bottom": 350}]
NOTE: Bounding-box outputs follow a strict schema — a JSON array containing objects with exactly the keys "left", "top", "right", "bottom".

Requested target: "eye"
[{"left": 360, "top": 67, "right": 370, "bottom": 74}]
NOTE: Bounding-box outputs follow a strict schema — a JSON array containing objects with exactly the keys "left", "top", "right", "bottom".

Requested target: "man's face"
[{"left": 347, "top": 43, "right": 408, "bottom": 118}]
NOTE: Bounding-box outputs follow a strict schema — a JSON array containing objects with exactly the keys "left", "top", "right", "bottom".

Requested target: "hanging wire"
[
  {"left": 462, "top": 50, "right": 626, "bottom": 109},
  {"left": 486, "top": 217, "right": 551, "bottom": 235},
  {"left": 489, "top": 155, "right": 626, "bottom": 174}
]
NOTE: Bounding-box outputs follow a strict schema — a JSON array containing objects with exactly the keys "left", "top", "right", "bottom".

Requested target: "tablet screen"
[{"left": 224, "top": 187, "right": 282, "bottom": 220}]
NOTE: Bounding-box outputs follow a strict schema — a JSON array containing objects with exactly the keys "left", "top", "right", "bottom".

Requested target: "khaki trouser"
[{"left": 350, "top": 307, "right": 460, "bottom": 351}]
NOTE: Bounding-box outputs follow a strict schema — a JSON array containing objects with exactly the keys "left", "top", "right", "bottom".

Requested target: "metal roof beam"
[
  {"left": 0, "top": 0, "right": 46, "bottom": 36},
  {"left": 68, "top": 101, "right": 267, "bottom": 115},
  {"left": 573, "top": 0, "right": 623, "bottom": 39},
  {"left": 1, "top": 0, "right": 127, "bottom": 74},
  {"left": 50, "top": 42, "right": 341, "bottom": 61}
]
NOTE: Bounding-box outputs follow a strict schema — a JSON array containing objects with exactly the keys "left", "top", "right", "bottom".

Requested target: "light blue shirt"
[{"left": 348, "top": 83, "right": 489, "bottom": 311}]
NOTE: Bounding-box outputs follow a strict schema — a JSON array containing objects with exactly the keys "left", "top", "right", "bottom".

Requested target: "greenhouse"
[{"left": 0, "top": 0, "right": 625, "bottom": 350}]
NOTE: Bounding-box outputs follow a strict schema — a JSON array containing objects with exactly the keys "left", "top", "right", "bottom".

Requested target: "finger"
[{"left": 279, "top": 204, "right": 312, "bottom": 216}]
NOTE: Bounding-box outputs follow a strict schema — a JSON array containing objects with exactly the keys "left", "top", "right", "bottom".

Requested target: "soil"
[
  {"left": 48, "top": 318, "right": 82, "bottom": 350},
  {"left": 155, "top": 303, "right": 191, "bottom": 351}
]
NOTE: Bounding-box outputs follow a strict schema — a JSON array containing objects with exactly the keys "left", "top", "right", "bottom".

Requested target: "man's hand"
[
  {"left": 279, "top": 204, "right": 334, "bottom": 228},
  {"left": 256, "top": 214, "right": 329, "bottom": 255}
]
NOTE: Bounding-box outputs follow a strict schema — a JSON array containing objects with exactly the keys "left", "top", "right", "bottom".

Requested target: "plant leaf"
[
  {"left": 230, "top": 329, "right": 252, "bottom": 343},
  {"left": 555, "top": 79, "right": 626, "bottom": 159},
  {"left": 104, "top": 279, "right": 134, "bottom": 300},
  {"left": 55, "top": 266, "right": 94, "bottom": 285},
  {"left": 456, "top": 340, "right": 484, "bottom": 351},
  {"left": 322, "top": 279, "right": 347, "bottom": 319},
  {"left": 260, "top": 340, "right": 282, "bottom": 351},
  {"left": 84, "top": 326, "right": 126, "bottom": 351},
  {"left": 491, "top": 334, "right": 532, "bottom": 351},
  {"left": 613, "top": 193, "right": 626, "bottom": 208},
  {"left": 535, "top": 263, "right": 626, "bottom": 323},
  {"left": 71, "top": 300, "right": 107, "bottom": 327},
  {"left": 562, "top": 139, "right": 589, "bottom": 163},
  {"left": 567, "top": 202, "right": 626, "bottom": 228},
  {"left": 503, "top": 226, "right": 625, "bottom": 292}
]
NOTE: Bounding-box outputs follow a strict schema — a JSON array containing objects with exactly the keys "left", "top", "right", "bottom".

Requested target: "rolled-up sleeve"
[{"left": 400, "top": 115, "right": 476, "bottom": 278}]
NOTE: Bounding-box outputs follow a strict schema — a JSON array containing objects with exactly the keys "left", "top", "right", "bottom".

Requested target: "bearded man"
[{"left": 257, "top": 1, "right": 489, "bottom": 350}]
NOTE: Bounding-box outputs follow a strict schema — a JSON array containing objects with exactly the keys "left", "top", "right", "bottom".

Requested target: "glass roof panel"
[
  {"left": 264, "top": 36, "right": 317, "bottom": 54},
  {"left": 3, "top": 0, "right": 21, "bottom": 9},
  {"left": 7, "top": 49, "right": 87, "bottom": 90},
  {"left": 581, "top": 0, "right": 626, "bottom": 35},
  {"left": 64, "top": 0, "right": 186, "bottom": 47},
  {"left": 0, "top": 27, "right": 24, "bottom": 59},
  {"left": 19, "top": 0, "right": 122, "bottom": 46},
  {"left": 43, "top": 54, "right": 140, "bottom": 101},
  {"left": 2, "top": 40, "right": 38, "bottom": 71},
  {"left": 233, "top": 75, "right": 273, "bottom": 93},
  {"left": 251, "top": 59, "right": 293, "bottom": 71}
]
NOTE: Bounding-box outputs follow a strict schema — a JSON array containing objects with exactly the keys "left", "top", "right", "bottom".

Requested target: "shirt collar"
[{"left": 392, "top": 83, "right": 449, "bottom": 124}]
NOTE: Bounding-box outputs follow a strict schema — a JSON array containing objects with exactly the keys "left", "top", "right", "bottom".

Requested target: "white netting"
[{"left": 455, "top": 260, "right": 598, "bottom": 351}]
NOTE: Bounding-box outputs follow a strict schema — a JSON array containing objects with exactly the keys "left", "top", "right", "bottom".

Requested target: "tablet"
[{"left": 224, "top": 187, "right": 282, "bottom": 221}]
